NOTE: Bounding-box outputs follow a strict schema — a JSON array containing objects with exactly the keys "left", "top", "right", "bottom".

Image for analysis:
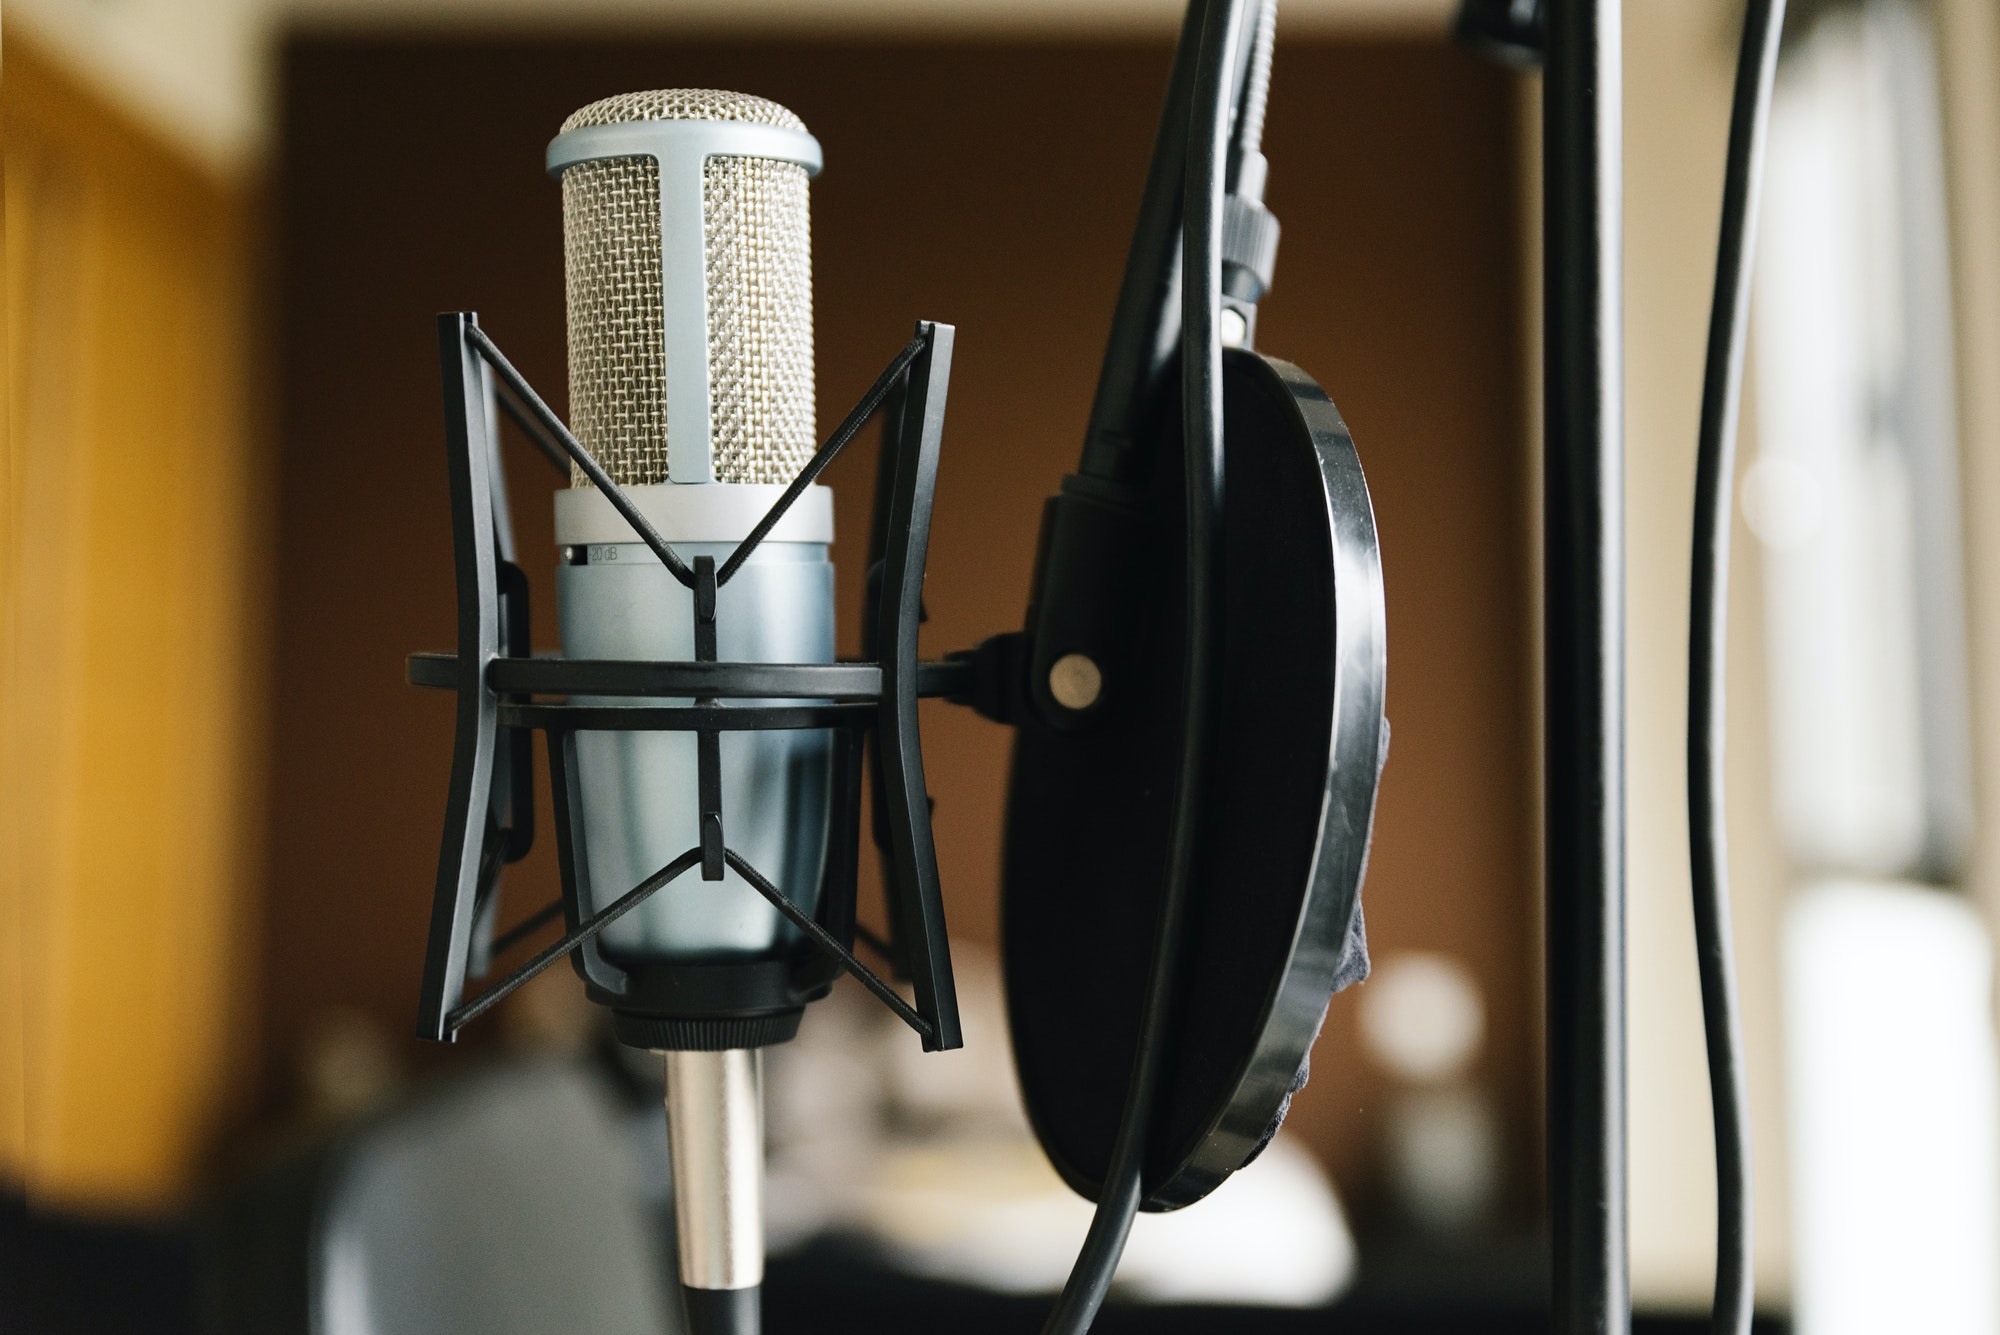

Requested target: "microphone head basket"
[{"left": 408, "top": 313, "right": 965, "bottom": 1053}]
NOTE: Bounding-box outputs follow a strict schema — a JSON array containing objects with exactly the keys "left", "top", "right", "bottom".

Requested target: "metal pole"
[
  {"left": 1542, "top": 0, "right": 1628, "bottom": 1331},
  {"left": 665, "top": 1049, "right": 764, "bottom": 1335}
]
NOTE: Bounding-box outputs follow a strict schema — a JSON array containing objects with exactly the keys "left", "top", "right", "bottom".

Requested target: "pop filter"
[{"left": 1002, "top": 347, "right": 1385, "bottom": 1211}]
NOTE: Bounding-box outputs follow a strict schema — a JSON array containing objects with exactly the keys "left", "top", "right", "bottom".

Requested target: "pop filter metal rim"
[
  {"left": 1001, "top": 349, "right": 1387, "bottom": 1211},
  {"left": 1139, "top": 350, "right": 1386, "bottom": 1210}
]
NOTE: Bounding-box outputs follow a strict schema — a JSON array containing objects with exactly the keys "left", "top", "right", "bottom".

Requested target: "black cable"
[
  {"left": 1077, "top": 0, "right": 1212, "bottom": 481},
  {"left": 1039, "top": 2, "right": 1247, "bottom": 1331},
  {"left": 1080, "top": 0, "right": 1266, "bottom": 482},
  {"left": 1688, "top": 0, "right": 1786, "bottom": 1330}
]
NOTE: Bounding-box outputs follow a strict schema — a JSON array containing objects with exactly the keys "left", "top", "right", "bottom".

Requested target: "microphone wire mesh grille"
[{"left": 559, "top": 90, "right": 814, "bottom": 486}]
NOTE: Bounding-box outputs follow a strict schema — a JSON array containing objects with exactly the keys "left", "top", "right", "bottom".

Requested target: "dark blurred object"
[
  {"left": 0, "top": 1194, "right": 196, "bottom": 1335},
  {"left": 1455, "top": 0, "right": 1546, "bottom": 66},
  {"left": 766, "top": 1235, "right": 1791, "bottom": 1334},
  {"left": 2, "top": 1177, "right": 1795, "bottom": 1335}
]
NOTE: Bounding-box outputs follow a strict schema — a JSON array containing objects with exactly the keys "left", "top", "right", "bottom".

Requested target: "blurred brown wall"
[{"left": 267, "top": 35, "right": 1532, "bottom": 1215}]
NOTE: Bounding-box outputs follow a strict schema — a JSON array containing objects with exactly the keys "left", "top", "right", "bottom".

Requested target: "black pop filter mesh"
[{"left": 1002, "top": 351, "right": 1385, "bottom": 1210}]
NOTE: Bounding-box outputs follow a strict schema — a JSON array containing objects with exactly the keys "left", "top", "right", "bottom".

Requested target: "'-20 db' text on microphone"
[{"left": 408, "top": 87, "right": 971, "bottom": 1335}]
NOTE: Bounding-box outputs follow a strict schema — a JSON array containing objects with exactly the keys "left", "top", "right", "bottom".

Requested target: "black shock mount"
[{"left": 409, "top": 313, "right": 968, "bottom": 1053}]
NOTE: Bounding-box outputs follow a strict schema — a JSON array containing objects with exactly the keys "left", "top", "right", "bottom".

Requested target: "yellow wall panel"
[
  {"left": 1, "top": 49, "right": 25, "bottom": 1186},
  {"left": 2, "top": 37, "right": 263, "bottom": 1214}
]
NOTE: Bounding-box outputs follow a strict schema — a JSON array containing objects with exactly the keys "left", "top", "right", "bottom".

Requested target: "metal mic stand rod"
[
  {"left": 666, "top": 1050, "right": 763, "bottom": 1335},
  {"left": 1542, "top": 0, "right": 1628, "bottom": 1331}
]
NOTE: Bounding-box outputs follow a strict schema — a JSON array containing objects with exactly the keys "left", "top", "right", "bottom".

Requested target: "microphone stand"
[
  {"left": 1541, "top": 2, "right": 1628, "bottom": 1331},
  {"left": 666, "top": 1050, "right": 764, "bottom": 1333}
]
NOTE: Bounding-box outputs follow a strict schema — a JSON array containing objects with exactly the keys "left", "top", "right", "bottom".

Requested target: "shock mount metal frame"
[{"left": 409, "top": 312, "right": 965, "bottom": 1053}]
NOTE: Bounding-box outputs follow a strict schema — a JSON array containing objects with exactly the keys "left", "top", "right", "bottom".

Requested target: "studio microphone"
[
  {"left": 549, "top": 89, "right": 827, "bottom": 1335},
  {"left": 415, "top": 22, "right": 1385, "bottom": 1333},
  {"left": 414, "top": 75, "right": 965, "bottom": 1335}
]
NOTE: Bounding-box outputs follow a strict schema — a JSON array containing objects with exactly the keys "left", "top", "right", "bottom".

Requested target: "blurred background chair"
[{"left": 207, "top": 1056, "right": 679, "bottom": 1335}]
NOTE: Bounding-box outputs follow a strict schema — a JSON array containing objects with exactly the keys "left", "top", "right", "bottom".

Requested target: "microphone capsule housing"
[{"left": 552, "top": 89, "right": 819, "bottom": 487}]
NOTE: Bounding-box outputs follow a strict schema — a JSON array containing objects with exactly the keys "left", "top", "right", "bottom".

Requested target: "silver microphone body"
[
  {"left": 549, "top": 89, "right": 825, "bottom": 1335},
  {"left": 552, "top": 89, "right": 827, "bottom": 967},
  {"left": 664, "top": 1049, "right": 764, "bottom": 1289},
  {"left": 555, "top": 529, "right": 833, "bottom": 961}
]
